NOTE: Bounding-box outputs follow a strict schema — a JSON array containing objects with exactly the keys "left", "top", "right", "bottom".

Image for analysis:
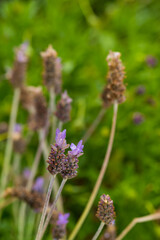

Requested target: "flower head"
[
  {"left": 55, "top": 91, "right": 72, "bottom": 123},
  {"left": 101, "top": 51, "right": 126, "bottom": 108},
  {"left": 96, "top": 194, "right": 116, "bottom": 225},
  {"left": 57, "top": 213, "right": 70, "bottom": 225},
  {"left": 60, "top": 140, "right": 84, "bottom": 179}
]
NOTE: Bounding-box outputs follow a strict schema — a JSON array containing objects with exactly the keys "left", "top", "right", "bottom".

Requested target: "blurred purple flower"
[
  {"left": 16, "top": 42, "right": 29, "bottom": 63},
  {"left": 135, "top": 85, "right": 146, "bottom": 95},
  {"left": 132, "top": 113, "right": 144, "bottom": 125},
  {"left": 55, "top": 128, "right": 68, "bottom": 149},
  {"left": 32, "top": 177, "right": 44, "bottom": 193},
  {"left": 57, "top": 213, "right": 70, "bottom": 225},
  {"left": 69, "top": 140, "right": 84, "bottom": 157},
  {"left": 14, "top": 123, "right": 22, "bottom": 133},
  {"left": 146, "top": 55, "right": 158, "bottom": 68},
  {"left": 23, "top": 168, "right": 31, "bottom": 179}
]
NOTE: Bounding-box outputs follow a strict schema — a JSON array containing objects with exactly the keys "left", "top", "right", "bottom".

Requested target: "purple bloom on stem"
[
  {"left": 135, "top": 85, "right": 146, "bottom": 95},
  {"left": 23, "top": 168, "right": 31, "bottom": 179},
  {"left": 69, "top": 140, "right": 84, "bottom": 157},
  {"left": 132, "top": 112, "right": 144, "bottom": 125},
  {"left": 32, "top": 177, "right": 44, "bottom": 193},
  {"left": 146, "top": 55, "right": 158, "bottom": 68},
  {"left": 14, "top": 124, "right": 22, "bottom": 133},
  {"left": 57, "top": 213, "right": 70, "bottom": 225},
  {"left": 55, "top": 128, "right": 68, "bottom": 149}
]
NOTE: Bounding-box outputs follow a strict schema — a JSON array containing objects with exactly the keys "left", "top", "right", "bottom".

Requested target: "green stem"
[
  {"left": 68, "top": 102, "right": 118, "bottom": 240},
  {"left": 35, "top": 175, "right": 56, "bottom": 240},
  {"left": 92, "top": 222, "right": 105, "bottom": 240},
  {"left": 40, "top": 179, "right": 67, "bottom": 240},
  {"left": 1, "top": 88, "right": 20, "bottom": 194}
]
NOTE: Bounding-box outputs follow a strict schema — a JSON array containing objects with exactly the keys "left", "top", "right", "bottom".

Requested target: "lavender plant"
[{"left": 1, "top": 43, "right": 160, "bottom": 240}]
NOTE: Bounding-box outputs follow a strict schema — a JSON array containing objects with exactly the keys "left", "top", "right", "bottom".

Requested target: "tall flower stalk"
[
  {"left": 36, "top": 128, "right": 84, "bottom": 240},
  {"left": 1, "top": 43, "right": 28, "bottom": 195},
  {"left": 69, "top": 51, "right": 126, "bottom": 240},
  {"left": 92, "top": 194, "right": 116, "bottom": 240}
]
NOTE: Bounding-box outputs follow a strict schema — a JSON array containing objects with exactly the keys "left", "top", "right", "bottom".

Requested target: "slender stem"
[
  {"left": 92, "top": 222, "right": 105, "bottom": 240},
  {"left": 1, "top": 88, "right": 20, "bottom": 193},
  {"left": 83, "top": 108, "right": 106, "bottom": 143},
  {"left": 26, "top": 120, "right": 49, "bottom": 191},
  {"left": 69, "top": 102, "right": 118, "bottom": 240},
  {"left": 40, "top": 179, "right": 67, "bottom": 240},
  {"left": 116, "top": 213, "right": 160, "bottom": 240},
  {"left": 58, "top": 121, "right": 62, "bottom": 131},
  {"left": 13, "top": 153, "right": 21, "bottom": 175},
  {"left": 18, "top": 119, "right": 50, "bottom": 240},
  {"left": 18, "top": 203, "right": 26, "bottom": 240},
  {"left": 36, "top": 175, "right": 56, "bottom": 240}
]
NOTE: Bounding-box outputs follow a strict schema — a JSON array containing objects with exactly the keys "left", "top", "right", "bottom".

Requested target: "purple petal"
[
  {"left": 23, "top": 168, "right": 31, "bottom": 179},
  {"left": 32, "top": 177, "right": 44, "bottom": 193},
  {"left": 57, "top": 213, "right": 70, "bottom": 225},
  {"left": 69, "top": 140, "right": 84, "bottom": 156}
]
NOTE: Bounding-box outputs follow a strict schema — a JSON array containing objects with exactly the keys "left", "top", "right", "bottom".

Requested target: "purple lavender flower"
[
  {"left": 69, "top": 140, "right": 84, "bottom": 157},
  {"left": 146, "top": 55, "right": 158, "bottom": 68},
  {"left": 132, "top": 112, "right": 144, "bottom": 125},
  {"left": 32, "top": 177, "right": 44, "bottom": 193},
  {"left": 55, "top": 128, "right": 68, "bottom": 150},
  {"left": 135, "top": 86, "right": 146, "bottom": 95},
  {"left": 23, "top": 168, "right": 31, "bottom": 179},
  {"left": 57, "top": 213, "right": 70, "bottom": 225}
]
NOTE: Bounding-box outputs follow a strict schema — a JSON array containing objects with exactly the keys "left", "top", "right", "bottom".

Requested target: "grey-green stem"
[
  {"left": 40, "top": 178, "right": 67, "bottom": 240},
  {"left": 36, "top": 175, "right": 56, "bottom": 240},
  {"left": 92, "top": 222, "right": 105, "bottom": 240}
]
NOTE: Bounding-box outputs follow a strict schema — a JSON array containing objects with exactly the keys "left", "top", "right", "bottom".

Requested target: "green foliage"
[{"left": 0, "top": 0, "right": 160, "bottom": 239}]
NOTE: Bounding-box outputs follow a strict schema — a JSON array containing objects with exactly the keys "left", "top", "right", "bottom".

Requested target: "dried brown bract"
[
  {"left": 101, "top": 51, "right": 126, "bottom": 108},
  {"left": 41, "top": 45, "right": 62, "bottom": 94},
  {"left": 21, "top": 86, "right": 48, "bottom": 130},
  {"left": 55, "top": 91, "right": 72, "bottom": 123}
]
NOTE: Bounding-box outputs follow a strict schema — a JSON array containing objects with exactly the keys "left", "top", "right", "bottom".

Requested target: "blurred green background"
[{"left": 0, "top": 0, "right": 160, "bottom": 239}]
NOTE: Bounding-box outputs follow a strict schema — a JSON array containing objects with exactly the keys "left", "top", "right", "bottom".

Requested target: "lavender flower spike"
[
  {"left": 69, "top": 140, "right": 84, "bottom": 157},
  {"left": 55, "top": 128, "right": 68, "bottom": 150},
  {"left": 57, "top": 213, "right": 70, "bottom": 225}
]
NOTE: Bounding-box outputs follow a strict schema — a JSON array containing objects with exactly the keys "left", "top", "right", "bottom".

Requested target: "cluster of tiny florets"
[
  {"left": 55, "top": 91, "right": 72, "bottom": 123},
  {"left": 47, "top": 129, "right": 84, "bottom": 179},
  {"left": 96, "top": 194, "right": 116, "bottom": 225},
  {"left": 101, "top": 51, "right": 126, "bottom": 108},
  {"left": 9, "top": 42, "right": 29, "bottom": 88},
  {"left": 20, "top": 86, "right": 48, "bottom": 130},
  {"left": 41, "top": 45, "right": 62, "bottom": 94}
]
